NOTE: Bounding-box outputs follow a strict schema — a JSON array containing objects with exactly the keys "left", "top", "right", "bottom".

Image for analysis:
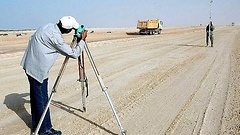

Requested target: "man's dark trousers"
[{"left": 27, "top": 75, "right": 52, "bottom": 133}]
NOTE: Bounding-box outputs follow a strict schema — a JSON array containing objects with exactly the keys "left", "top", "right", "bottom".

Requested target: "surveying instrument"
[{"left": 34, "top": 26, "right": 126, "bottom": 135}]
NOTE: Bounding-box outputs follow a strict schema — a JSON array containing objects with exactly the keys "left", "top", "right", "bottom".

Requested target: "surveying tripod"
[{"left": 34, "top": 35, "right": 126, "bottom": 135}]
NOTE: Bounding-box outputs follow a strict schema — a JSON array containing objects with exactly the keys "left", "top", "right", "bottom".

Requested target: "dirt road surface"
[{"left": 0, "top": 26, "right": 239, "bottom": 135}]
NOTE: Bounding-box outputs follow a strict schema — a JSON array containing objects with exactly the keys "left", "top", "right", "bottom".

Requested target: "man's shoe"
[{"left": 39, "top": 128, "right": 62, "bottom": 135}]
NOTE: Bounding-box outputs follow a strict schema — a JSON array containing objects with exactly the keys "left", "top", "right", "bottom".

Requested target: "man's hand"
[{"left": 81, "top": 30, "right": 88, "bottom": 41}]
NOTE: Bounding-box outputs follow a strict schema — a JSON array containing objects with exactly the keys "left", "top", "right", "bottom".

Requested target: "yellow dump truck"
[{"left": 137, "top": 19, "right": 163, "bottom": 35}]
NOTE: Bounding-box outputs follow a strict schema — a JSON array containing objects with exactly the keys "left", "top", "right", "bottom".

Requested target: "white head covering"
[{"left": 59, "top": 16, "right": 79, "bottom": 29}]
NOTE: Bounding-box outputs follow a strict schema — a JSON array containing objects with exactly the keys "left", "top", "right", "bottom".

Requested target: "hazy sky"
[{"left": 0, "top": 0, "right": 239, "bottom": 30}]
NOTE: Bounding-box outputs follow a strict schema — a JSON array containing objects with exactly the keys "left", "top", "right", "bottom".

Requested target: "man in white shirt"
[{"left": 21, "top": 16, "right": 87, "bottom": 135}]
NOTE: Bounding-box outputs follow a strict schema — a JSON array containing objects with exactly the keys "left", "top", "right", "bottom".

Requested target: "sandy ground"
[{"left": 0, "top": 26, "right": 240, "bottom": 135}]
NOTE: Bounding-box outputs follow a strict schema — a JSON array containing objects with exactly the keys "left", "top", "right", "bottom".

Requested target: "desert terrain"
[{"left": 0, "top": 26, "right": 240, "bottom": 135}]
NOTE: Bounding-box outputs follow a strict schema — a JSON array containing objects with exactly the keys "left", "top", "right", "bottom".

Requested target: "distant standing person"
[
  {"left": 21, "top": 16, "right": 87, "bottom": 135},
  {"left": 206, "top": 21, "right": 215, "bottom": 47}
]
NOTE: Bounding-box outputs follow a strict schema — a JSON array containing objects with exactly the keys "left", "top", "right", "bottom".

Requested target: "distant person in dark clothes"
[{"left": 206, "top": 21, "right": 215, "bottom": 47}]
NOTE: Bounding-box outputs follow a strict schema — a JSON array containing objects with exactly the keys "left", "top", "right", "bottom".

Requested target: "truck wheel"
[
  {"left": 158, "top": 30, "right": 162, "bottom": 34},
  {"left": 150, "top": 30, "right": 154, "bottom": 35}
]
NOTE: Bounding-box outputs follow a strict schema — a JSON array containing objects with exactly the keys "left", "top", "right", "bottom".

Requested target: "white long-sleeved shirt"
[{"left": 21, "top": 23, "right": 85, "bottom": 83}]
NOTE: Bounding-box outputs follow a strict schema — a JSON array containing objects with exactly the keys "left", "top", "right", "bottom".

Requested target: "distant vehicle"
[{"left": 137, "top": 19, "right": 163, "bottom": 35}]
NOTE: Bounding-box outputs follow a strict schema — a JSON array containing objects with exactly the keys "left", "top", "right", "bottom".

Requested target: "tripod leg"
[
  {"left": 34, "top": 37, "right": 77, "bottom": 134},
  {"left": 84, "top": 44, "right": 126, "bottom": 135},
  {"left": 81, "top": 81, "right": 87, "bottom": 112},
  {"left": 103, "top": 86, "right": 127, "bottom": 135},
  {"left": 78, "top": 52, "right": 88, "bottom": 112}
]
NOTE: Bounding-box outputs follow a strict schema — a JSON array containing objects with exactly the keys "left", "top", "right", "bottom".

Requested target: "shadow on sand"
[
  {"left": 177, "top": 44, "right": 206, "bottom": 48},
  {"left": 4, "top": 93, "right": 31, "bottom": 128},
  {"left": 51, "top": 100, "right": 118, "bottom": 135},
  {"left": 126, "top": 32, "right": 139, "bottom": 35}
]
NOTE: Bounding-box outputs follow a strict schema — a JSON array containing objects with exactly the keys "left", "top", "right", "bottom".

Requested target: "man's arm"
[{"left": 51, "top": 31, "right": 87, "bottom": 59}]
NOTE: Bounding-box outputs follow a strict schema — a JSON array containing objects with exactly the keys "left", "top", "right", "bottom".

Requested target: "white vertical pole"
[
  {"left": 210, "top": 0, "right": 213, "bottom": 22},
  {"left": 208, "top": 0, "right": 213, "bottom": 46}
]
